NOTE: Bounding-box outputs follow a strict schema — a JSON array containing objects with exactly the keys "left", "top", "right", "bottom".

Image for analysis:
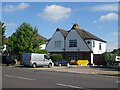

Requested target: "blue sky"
[{"left": 2, "top": 2, "right": 118, "bottom": 51}]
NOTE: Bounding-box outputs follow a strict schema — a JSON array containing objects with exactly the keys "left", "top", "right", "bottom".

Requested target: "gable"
[
  {"left": 46, "top": 31, "right": 65, "bottom": 52},
  {"left": 66, "top": 29, "right": 91, "bottom": 52}
]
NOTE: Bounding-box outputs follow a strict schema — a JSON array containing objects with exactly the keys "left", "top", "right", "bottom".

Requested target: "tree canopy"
[
  {"left": 0, "top": 22, "right": 6, "bottom": 46},
  {"left": 7, "top": 22, "right": 44, "bottom": 54}
]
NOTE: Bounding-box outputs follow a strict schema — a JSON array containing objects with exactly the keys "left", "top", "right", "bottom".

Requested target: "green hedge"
[
  {"left": 102, "top": 52, "right": 118, "bottom": 67},
  {"left": 50, "top": 54, "right": 63, "bottom": 62}
]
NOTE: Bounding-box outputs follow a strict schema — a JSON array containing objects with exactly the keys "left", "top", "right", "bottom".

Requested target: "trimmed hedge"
[
  {"left": 50, "top": 54, "right": 63, "bottom": 62},
  {"left": 102, "top": 52, "right": 118, "bottom": 67},
  {"left": 102, "top": 48, "right": 120, "bottom": 67}
]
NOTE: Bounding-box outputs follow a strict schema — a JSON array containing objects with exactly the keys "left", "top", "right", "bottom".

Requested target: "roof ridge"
[{"left": 56, "top": 28, "right": 68, "bottom": 37}]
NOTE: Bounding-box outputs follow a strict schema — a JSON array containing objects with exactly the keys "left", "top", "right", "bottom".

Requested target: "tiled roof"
[
  {"left": 55, "top": 24, "right": 106, "bottom": 43},
  {"left": 75, "top": 28, "right": 106, "bottom": 42},
  {"left": 37, "top": 35, "right": 47, "bottom": 41},
  {"left": 56, "top": 28, "right": 68, "bottom": 37}
]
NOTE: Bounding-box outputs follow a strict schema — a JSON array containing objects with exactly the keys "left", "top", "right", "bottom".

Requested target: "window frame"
[
  {"left": 55, "top": 41, "right": 61, "bottom": 47},
  {"left": 99, "top": 43, "right": 102, "bottom": 50},
  {"left": 69, "top": 40, "right": 77, "bottom": 47}
]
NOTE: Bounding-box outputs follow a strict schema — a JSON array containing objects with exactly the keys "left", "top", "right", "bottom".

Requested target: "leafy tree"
[
  {"left": 7, "top": 22, "right": 44, "bottom": 55},
  {"left": 35, "top": 49, "right": 48, "bottom": 54},
  {"left": 0, "top": 22, "right": 6, "bottom": 46},
  {"left": 50, "top": 54, "right": 63, "bottom": 62},
  {"left": 112, "top": 48, "right": 120, "bottom": 55}
]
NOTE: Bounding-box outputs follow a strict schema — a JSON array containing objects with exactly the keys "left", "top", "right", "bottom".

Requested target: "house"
[
  {"left": 37, "top": 35, "right": 47, "bottom": 49},
  {"left": 46, "top": 24, "right": 107, "bottom": 65}
]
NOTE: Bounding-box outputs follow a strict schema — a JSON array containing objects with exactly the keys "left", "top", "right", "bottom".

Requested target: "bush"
[
  {"left": 102, "top": 52, "right": 118, "bottom": 67},
  {"left": 50, "top": 54, "right": 63, "bottom": 62}
]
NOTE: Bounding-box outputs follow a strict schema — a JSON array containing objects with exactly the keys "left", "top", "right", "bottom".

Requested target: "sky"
[{"left": 2, "top": 2, "right": 119, "bottom": 51}]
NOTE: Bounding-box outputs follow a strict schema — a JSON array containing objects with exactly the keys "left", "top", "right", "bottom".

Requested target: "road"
[{"left": 2, "top": 67, "right": 119, "bottom": 89}]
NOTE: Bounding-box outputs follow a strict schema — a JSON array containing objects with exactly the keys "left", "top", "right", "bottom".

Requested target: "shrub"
[
  {"left": 50, "top": 54, "right": 63, "bottom": 62},
  {"left": 102, "top": 52, "right": 118, "bottom": 67}
]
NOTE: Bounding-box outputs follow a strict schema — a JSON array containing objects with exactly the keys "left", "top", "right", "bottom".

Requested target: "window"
[
  {"left": 69, "top": 40, "right": 77, "bottom": 47},
  {"left": 93, "top": 41, "right": 95, "bottom": 47},
  {"left": 99, "top": 43, "right": 102, "bottom": 50},
  {"left": 55, "top": 41, "right": 61, "bottom": 47}
]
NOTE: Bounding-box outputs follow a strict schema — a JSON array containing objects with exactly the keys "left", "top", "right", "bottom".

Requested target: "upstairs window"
[
  {"left": 55, "top": 41, "right": 61, "bottom": 47},
  {"left": 69, "top": 40, "right": 77, "bottom": 47},
  {"left": 99, "top": 43, "right": 102, "bottom": 50},
  {"left": 93, "top": 41, "right": 95, "bottom": 47}
]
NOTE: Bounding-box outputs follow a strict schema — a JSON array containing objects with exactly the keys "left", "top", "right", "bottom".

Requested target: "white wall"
[
  {"left": 66, "top": 30, "right": 91, "bottom": 52},
  {"left": 3, "top": 45, "right": 6, "bottom": 51},
  {"left": 85, "top": 39, "right": 106, "bottom": 54},
  {"left": 46, "top": 31, "right": 64, "bottom": 52},
  {"left": 39, "top": 44, "right": 46, "bottom": 49}
]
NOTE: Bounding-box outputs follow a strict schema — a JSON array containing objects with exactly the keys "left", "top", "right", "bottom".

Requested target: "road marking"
[
  {"left": 57, "top": 83, "right": 89, "bottom": 89},
  {"left": 4, "top": 75, "right": 35, "bottom": 81}
]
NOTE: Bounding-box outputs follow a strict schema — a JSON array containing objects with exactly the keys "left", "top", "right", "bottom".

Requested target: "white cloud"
[
  {"left": 3, "top": 3, "right": 30, "bottom": 12},
  {"left": 38, "top": 5, "right": 72, "bottom": 22},
  {"left": 112, "top": 32, "right": 120, "bottom": 36},
  {"left": 91, "top": 3, "right": 118, "bottom": 12},
  {"left": 99, "top": 13, "right": 118, "bottom": 21},
  {"left": 93, "top": 13, "right": 118, "bottom": 23},
  {"left": 5, "top": 23, "right": 16, "bottom": 27}
]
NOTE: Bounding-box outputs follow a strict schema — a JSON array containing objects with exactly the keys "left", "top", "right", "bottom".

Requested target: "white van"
[{"left": 21, "top": 53, "right": 53, "bottom": 68}]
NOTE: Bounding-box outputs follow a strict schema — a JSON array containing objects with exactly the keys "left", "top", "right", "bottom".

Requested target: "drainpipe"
[{"left": 63, "top": 37, "right": 66, "bottom": 60}]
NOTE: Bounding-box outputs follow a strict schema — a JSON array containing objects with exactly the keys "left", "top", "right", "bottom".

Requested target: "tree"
[
  {"left": 0, "top": 22, "right": 6, "bottom": 46},
  {"left": 7, "top": 22, "right": 44, "bottom": 55},
  {"left": 50, "top": 54, "right": 63, "bottom": 62},
  {"left": 35, "top": 49, "right": 48, "bottom": 54},
  {"left": 112, "top": 48, "right": 120, "bottom": 55}
]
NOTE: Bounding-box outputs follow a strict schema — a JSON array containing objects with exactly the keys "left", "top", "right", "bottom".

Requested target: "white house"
[{"left": 46, "top": 24, "right": 107, "bottom": 65}]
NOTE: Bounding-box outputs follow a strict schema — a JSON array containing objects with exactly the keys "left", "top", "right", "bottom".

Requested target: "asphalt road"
[{"left": 2, "top": 67, "right": 119, "bottom": 89}]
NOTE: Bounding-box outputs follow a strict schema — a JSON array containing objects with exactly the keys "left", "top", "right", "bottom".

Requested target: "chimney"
[{"left": 71, "top": 24, "right": 79, "bottom": 29}]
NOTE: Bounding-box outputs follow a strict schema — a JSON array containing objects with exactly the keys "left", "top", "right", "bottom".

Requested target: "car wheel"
[
  {"left": 48, "top": 63, "right": 52, "bottom": 68},
  {"left": 59, "top": 63, "right": 62, "bottom": 67},
  {"left": 32, "top": 63, "right": 36, "bottom": 68}
]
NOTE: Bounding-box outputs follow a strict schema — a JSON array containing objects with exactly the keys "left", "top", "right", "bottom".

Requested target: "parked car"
[
  {"left": 56, "top": 60, "right": 70, "bottom": 66},
  {"left": 21, "top": 53, "right": 53, "bottom": 68},
  {"left": 2, "top": 56, "right": 16, "bottom": 65}
]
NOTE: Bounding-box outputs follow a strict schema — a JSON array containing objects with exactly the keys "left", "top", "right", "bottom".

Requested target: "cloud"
[
  {"left": 3, "top": 3, "right": 30, "bottom": 12},
  {"left": 99, "top": 13, "right": 118, "bottom": 21},
  {"left": 38, "top": 5, "right": 72, "bottom": 22},
  {"left": 91, "top": 3, "right": 118, "bottom": 12},
  {"left": 5, "top": 23, "right": 16, "bottom": 27},
  {"left": 112, "top": 32, "right": 120, "bottom": 36},
  {"left": 93, "top": 13, "right": 118, "bottom": 23}
]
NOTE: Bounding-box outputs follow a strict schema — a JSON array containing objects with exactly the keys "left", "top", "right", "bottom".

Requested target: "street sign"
[{"left": 115, "top": 56, "right": 120, "bottom": 62}]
